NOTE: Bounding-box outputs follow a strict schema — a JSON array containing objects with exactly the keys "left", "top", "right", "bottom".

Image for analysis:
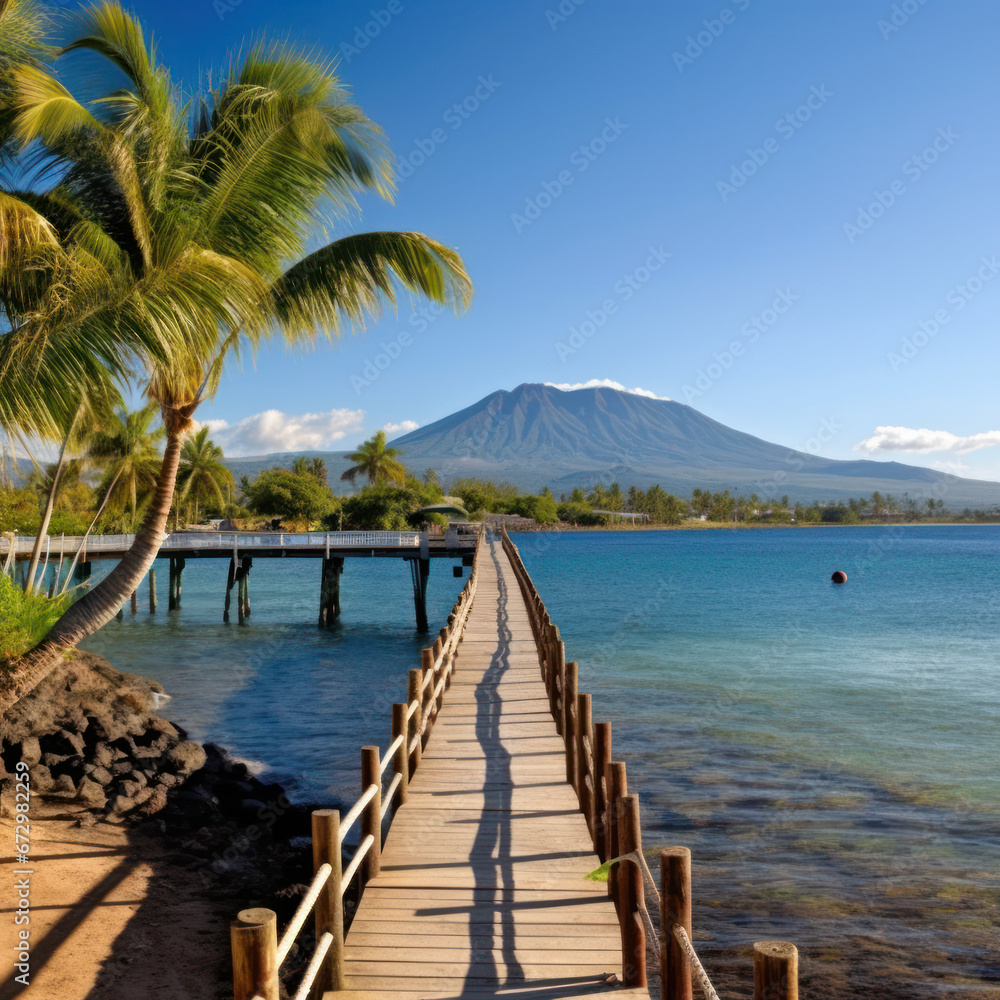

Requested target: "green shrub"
[{"left": 0, "top": 574, "right": 73, "bottom": 660}]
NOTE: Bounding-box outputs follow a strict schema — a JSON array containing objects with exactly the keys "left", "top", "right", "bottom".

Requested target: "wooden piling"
[
  {"left": 392, "top": 703, "right": 409, "bottom": 808},
  {"left": 224, "top": 558, "right": 235, "bottom": 622},
  {"left": 619, "top": 794, "right": 646, "bottom": 988},
  {"left": 361, "top": 747, "right": 382, "bottom": 885},
  {"left": 239, "top": 555, "right": 252, "bottom": 619},
  {"left": 148, "top": 566, "right": 156, "bottom": 613},
  {"left": 312, "top": 810, "right": 345, "bottom": 993},
  {"left": 754, "top": 942, "right": 798, "bottom": 1000},
  {"left": 410, "top": 556, "right": 429, "bottom": 632},
  {"left": 606, "top": 761, "right": 627, "bottom": 901},
  {"left": 408, "top": 668, "right": 423, "bottom": 772},
  {"left": 563, "top": 661, "right": 579, "bottom": 789},
  {"left": 168, "top": 556, "right": 184, "bottom": 609},
  {"left": 319, "top": 555, "right": 343, "bottom": 626},
  {"left": 576, "top": 693, "right": 593, "bottom": 824},
  {"left": 230, "top": 907, "right": 278, "bottom": 1000},
  {"left": 594, "top": 721, "right": 611, "bottom": 861},
  {"left": 660, "top": 847, "right": 693, "bottom": 1000}
]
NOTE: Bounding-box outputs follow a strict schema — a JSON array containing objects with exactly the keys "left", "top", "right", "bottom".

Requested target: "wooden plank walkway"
[{"left": 334, "top": 539, "right": 647, "bottom": 999}]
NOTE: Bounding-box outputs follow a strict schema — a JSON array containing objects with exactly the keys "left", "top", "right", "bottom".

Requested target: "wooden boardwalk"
[{"left": 336, "top": 539, "right": 648, "bottom": 998}]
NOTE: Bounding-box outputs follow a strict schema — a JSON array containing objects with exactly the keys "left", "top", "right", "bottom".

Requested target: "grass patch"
[{"left": 0, "top": 573, "right": 72, "bottom": 660}]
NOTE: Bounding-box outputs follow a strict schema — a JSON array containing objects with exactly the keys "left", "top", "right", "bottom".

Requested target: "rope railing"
[
  {"left": 230, "top": 527, "right": 484, "bottom": 1000},
  {"left": 499, "top": 528, "right": 800, "bottom": 1000},
  {"left": 276, "top": 864, "right": 332, "bottom": 965}
]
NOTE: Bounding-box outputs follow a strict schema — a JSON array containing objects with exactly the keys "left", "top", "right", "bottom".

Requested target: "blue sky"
[{"left": 53, "top": 1, "right": 1000, "bottom": 479}]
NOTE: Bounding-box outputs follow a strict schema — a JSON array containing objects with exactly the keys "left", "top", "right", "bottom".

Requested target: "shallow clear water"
[
  {"left": 79, "top": 553, "right": 467, "bottom": 802},
  {"left": 75, "top": 527, "right": 1000, "bottom": 995},
  {"left": 514, "top": 526, "right": 1000, "bottom": 996}
]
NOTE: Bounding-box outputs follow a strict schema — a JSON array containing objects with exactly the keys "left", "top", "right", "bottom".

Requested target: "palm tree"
[
  {"left": 341, "top": 429, "right": 406, "bottom": 486},
  {"left": 292, "top": 455, "right": 328, "bottom": 484},
  {"left": 20, "top": 394, "right": 115, "bottom": 592},
  {"left": 87, "top": 405, "right": 164, "bottom": 530},
  {"left": 308, "top": 457, "right": 328, "bottom": 484},
  {"left": 176, "top": 426, "right": 233, "bottom": 523},
  {"left": 0, "top": 3, "right": 471, "bottom": 708}
]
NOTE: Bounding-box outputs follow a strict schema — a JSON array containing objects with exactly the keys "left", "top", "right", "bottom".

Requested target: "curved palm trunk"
[{"left": 0, "top": 430, "right": 184, "bottom": 712}]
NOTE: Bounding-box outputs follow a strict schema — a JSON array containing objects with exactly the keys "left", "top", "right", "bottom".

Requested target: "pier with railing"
[{"left": 228, "top": 529, "right": 800, "bottom": 999}]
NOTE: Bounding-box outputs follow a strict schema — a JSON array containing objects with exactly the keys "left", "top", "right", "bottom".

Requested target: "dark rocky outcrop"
[{"left": 0, "top": 652, "right": 303, "bottom": 846}]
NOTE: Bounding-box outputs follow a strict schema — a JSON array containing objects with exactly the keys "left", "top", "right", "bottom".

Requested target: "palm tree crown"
[
  {"left": 177, "top": 426, "right": 233, "bottom": 523},
  {"left": 0, "top": 2, "right": 472, "bottom": 706},
  {"left": 88, "top": 404, "right": 164, "bottom": 528},
  {"left": 341, "top": 429, "right": 406, "bottom": 486}
]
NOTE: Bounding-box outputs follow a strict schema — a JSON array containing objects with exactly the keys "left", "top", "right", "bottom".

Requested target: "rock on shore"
[{"left": 0, "top": 652, "right": 294, "bottom": 840}]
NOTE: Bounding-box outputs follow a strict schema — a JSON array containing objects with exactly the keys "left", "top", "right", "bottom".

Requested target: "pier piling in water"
[
  {"left": 409, "top": 556, "right": 430, "bottom": 632},
  {"left": 168, "top": 556, "right": 185, "bottom": 609},
  {"left": 318, "top": 554, "right": 344, "bottom": 626}
]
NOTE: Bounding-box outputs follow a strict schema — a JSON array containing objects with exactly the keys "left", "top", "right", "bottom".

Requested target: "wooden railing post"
[
  {"left": 311, "top": 810, "right": 344, "bottom": 993},
  {"left": 754, "top": 942, "right": 799, "bottom": 1000},
  {"left": 361, "top": 747, "right": 382, "bottom": 885},
  {"left": 576, "top": 693, "right": 592, "bottom": 823},
  {"left": 606, "top": 761, "right": 627, "bottom": 902},
  {"left": 563, "top": 661, "right": 578, "bottom": 788},
  {"left": 542, "top": 623, "right": 554, "bottom": 686},
  {"left": 392, "top": 703, "right": 409, "bottom": 807},
  {"left": 408, "top": 668, "right": 423, "bottom": 772},
  {"left": 594, "top": 721, "right": 611, "bottom": 861},
  {"left": 420, "top": 648, "right": 435, "bottom": 725},
  {"left": 660, "top": 847, "right": 692, "bottom": 1000},
  {"left": 619, "top": 794, "right": 646, "bottom": 988},
  {"left": 546, "top": 625, "right": 562, "bottom": 721},
  {"left": 231, "top": 907, "right": 278, "bottom": 1000}
]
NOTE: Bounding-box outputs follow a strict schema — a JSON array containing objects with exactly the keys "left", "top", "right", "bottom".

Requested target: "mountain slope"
[{"left": 386, "top": 384, "right": 998, "bottom": 505}]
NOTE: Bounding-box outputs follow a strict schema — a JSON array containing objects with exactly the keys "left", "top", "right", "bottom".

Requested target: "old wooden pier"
[
  {"left": 0, "top": 528, "right": 478, "bottom": 631},
  {"left": 229, "top": 530, "right": 799, "bottom": 999}
]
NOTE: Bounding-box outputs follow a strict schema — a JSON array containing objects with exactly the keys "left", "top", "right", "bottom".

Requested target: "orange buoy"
[{"left": 831, "top": 570, "right": 847, "bottom": 584}]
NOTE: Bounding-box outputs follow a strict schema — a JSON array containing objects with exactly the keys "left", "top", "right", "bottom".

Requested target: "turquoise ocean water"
[{"left": 78, "top": 527, "right": 999, "bottom": 995}]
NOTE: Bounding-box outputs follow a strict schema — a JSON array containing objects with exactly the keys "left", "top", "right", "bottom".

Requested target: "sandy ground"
[{"left": 1, "top": 805, "right": 229, "bottom": 1000}]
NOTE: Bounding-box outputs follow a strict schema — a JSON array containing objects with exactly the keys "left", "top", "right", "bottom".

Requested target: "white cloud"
[
  {"left": 202, "top": 408, "right": 365, "bottom": 456},
  {"left": 384, "top": 420, "right": 419, "bottom": 437},
  {"left": 855, "top": 425, "right": 1000, "bottom": 455},
  {"left": 544, "top": 379, "right": 671, "bottom": 400}
]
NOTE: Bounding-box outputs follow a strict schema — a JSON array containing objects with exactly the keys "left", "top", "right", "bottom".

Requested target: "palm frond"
[
  {"left": 273, "top": 231, "right": 473, "bottom": 341},
  {"left": 0, "top": 0, "right": 53, "bottom": 70},
  {"left": 13, "top": 63, "right": 103, "bottom": 148}
]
